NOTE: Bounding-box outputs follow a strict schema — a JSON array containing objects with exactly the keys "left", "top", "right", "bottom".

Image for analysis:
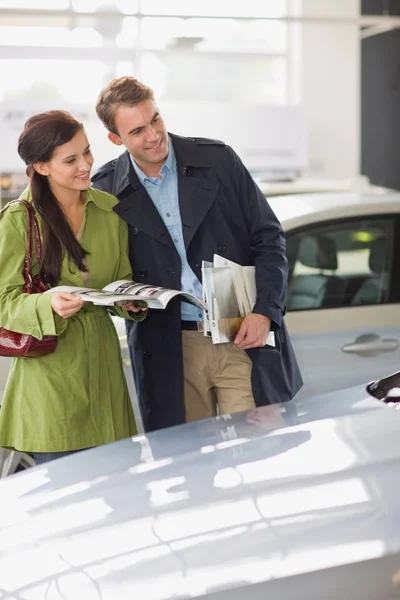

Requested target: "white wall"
[
  {"left": 0, "top": 2, "right": 361, "bottom": 182},
  {"left": 296, "top": 0, "right": 360, "bottom": 179},
  {"left": 0, "top": 102, "right": 307, "bottom": 177}
]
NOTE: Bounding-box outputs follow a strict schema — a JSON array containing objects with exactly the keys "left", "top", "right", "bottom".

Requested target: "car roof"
[
  {"left": 1, "top": 385, "right": 400, "bottom": 598},
  {"left": 256, "top": 177, "right": 389, "bottom": 197},
  {"left": 268, "top": 190, "right": 400, "bottom": 231}
]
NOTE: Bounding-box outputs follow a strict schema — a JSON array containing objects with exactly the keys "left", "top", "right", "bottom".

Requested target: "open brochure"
[
  {"left": 45, "top": 280, "right": 207, "bottom": 310},
  {"left": 202, "top": 255, "right": 275, "bottom": 347}
]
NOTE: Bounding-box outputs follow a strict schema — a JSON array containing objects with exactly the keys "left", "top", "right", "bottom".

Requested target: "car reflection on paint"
[{"left": 1, "top": 371, "right": 400, "bottom": 598}]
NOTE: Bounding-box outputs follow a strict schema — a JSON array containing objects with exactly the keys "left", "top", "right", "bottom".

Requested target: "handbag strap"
[{"left": 11, "top": 199, "right": 42, "bottom": 292}]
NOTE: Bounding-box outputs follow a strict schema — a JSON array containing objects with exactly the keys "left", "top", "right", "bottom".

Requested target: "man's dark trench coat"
[{"left": 92, "top": 133, "right": 303, "bottom": 432}]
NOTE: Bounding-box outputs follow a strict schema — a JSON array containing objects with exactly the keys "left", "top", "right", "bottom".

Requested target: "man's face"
[{"left": 109, "top": 100, "right": 169, "bottom": 177}]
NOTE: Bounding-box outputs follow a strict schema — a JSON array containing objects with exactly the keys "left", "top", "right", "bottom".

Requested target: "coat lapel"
[
  {"left": 112, "top": 153, "right": 176, "bottom": 251},
  {"left": 114, "top": 189, "right": 177, "bottom": 250},
  {"left": 178, "top": 174, "right": 219, "bottom": 250},
  {"left": 111, "top": 139, "right": 220, "bottom": 251}
]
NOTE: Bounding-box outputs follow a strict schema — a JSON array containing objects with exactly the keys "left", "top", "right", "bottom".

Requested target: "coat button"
[
  {"left": 132, "top": 227, "right": 139, "bottom": 235},
  {"left": 139, "top": 269, "right": 147, "bottom": 277},
  {"left": 143, "top": 351, "right": 152, "bottom": 359},
  {"left": 218, "top": 244, "right": 227, "bottom": 253}
]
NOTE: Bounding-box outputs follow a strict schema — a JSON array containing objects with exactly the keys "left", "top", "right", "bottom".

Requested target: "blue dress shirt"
[{"left": 130, "top": 139, "right": 203, "bottom": 321}]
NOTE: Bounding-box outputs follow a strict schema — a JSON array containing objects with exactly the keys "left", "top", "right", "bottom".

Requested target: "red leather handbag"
[{"left": 0, "top": 200, "right": 58, "bottom": 358}]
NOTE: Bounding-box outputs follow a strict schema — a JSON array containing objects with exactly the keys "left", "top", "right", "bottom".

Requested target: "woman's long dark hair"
[{"left": 18, "top": 110, "right": 88, "bottom": 286}]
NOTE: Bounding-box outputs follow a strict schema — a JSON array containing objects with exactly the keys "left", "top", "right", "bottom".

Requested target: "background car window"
[{"left": 285, "top": 218, "right": 393, "bottom": 311}]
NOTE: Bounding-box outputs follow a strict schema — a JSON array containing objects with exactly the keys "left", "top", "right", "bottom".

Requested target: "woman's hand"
[
  {"left": 117, "top": 300, "right": 148, "bottom": 313},
  {"left": 50, "top": 292, "right": 84, "bottom": 318}
]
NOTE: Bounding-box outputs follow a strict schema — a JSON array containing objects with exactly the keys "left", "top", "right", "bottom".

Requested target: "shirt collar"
[{"left": 130, "top": 135, "right": 177, "bottom": 184}]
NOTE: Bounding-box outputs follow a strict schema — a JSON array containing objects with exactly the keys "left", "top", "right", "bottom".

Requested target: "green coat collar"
[{"left": 19, "top": 185, "right": 118, "bottom": 212}]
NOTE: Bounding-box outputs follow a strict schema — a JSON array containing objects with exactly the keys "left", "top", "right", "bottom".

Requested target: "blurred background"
[{"left": 0, "top": 0, "right": 399, "bottom": 205}]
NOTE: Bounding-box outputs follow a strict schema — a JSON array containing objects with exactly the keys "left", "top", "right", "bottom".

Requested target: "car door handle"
[{"left": 342, "top": 334, "right": 399, "bottom": 355}]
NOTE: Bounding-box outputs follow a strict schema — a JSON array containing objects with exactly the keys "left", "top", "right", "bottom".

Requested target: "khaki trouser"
[{"left": 182, "top": 330, "right": 255, "bottom": 422}]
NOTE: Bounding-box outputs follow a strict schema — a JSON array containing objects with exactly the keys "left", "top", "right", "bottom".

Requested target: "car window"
[{"left": 285, "top": 217, "right": 394, "bottom": 311}]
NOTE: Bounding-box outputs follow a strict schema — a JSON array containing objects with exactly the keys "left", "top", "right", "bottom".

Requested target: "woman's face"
[{"left": 35, "top": 129, "right": 94, "bottom": 194}]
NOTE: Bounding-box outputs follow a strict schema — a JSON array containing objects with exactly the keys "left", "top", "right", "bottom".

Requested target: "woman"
[{"left": 0, "top": 110, "right": 146, "bottom": 465}]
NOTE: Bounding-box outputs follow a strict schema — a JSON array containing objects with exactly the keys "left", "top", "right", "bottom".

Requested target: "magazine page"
[
  {"left": 212, "top": 254, "right": 239, "bottom": 268},
  {"left": 179, "top": 292, "right": 207, "bottom": 309},
  {"left": 102, "top": 280, "right": 206, "bottom": 309},
  {"left": 233, "top": 266, "right": 256, "bottom": 316},
  {"left": 213, "top": 254, "right": 255, "bottom": 316},
  {"left": 202, "top": 266, "right": 221, "bottom": 343},
  {"left": 201, "top": 260, "right": 213, "bottom": 337},
  {"left": 231, "top": 270, "right": 249, "bottom": 317},
  {"left": 201, "top": 263, "right": 213, "bottom": 337},
  {"left": 207, "top": 266, "right": 243, "bottom": 344},
  {"left": 211, "top": 267, "right": 240, "bottom": 319},
  {"left": 47, "top": 280, "right": 205, "bottom": 310},
  {"left": 210, "top": 256, "right": 275, "bottom": 347},
  {"left": 241, "top": 267, "right": 256, "bottom": 307},
  {"left": 102, "top": 280, "right": 173, "bottom": 308},
  {"left": 45, "top": 285, "right": 159, "bottom": 307}
]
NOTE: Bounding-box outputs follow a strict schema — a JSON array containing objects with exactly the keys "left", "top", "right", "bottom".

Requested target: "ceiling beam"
[
  {"left": 0, "top": 8, "right": 399, "bottom": 25},
  {"left": 0, "top": 46, "right": 285, "bottom": 61}
]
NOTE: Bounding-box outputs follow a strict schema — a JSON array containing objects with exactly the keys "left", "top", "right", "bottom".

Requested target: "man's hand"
[
  {"left": 234, "top": 313, "right": 271, "bottom": 350},
  {"left": 117, "top": 300, "right": 148, "bottom": 313}
]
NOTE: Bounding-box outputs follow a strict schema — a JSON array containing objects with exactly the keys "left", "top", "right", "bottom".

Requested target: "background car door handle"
[{"left": 342, "top": 334, "right": 399, "bottom": 355}]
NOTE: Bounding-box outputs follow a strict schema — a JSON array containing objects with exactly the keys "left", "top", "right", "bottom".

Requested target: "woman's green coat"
[{"left": 0, "top": 187, "right": 145, "bottom": 452}]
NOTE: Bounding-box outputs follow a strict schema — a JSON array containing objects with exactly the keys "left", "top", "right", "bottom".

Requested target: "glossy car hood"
[{"left": 1, "top": 387, "right": 400, "bottom": 599}]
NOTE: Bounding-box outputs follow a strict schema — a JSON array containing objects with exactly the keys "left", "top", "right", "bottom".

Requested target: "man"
[{"left": 92, "top": 76, "right": 302, "bottom": 432}]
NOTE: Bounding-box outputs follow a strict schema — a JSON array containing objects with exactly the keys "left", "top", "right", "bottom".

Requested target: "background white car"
[
  {"left": 256, "top": 174, "right": 389, "bottom": 197},
  {"left": 274, "top": 190, "right": 400, "bottom": 400}
]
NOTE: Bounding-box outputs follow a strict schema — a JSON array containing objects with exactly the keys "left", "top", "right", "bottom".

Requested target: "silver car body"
[{"left": 0, "top": 382, "right": 400, "bottom": 598}]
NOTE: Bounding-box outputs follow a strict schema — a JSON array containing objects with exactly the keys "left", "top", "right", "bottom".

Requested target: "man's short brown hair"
[{"left": 95, "top": 76, "right": 154, "bottom": 135}]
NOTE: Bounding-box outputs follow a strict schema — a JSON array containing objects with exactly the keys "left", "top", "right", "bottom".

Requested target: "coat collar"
[
  {"left": 112, "top": 133, "right": 219, "bottom": 250},
  {"left": 85, "top": 187, "right": 118, "bottom": 211},
  {"left": 19, "top": 185, "right": 117, "bottom": 212},
  {"left": 112, "top": 132, "right": 212, "bottom": 197},
  {"left": 170, "top": 132, "right": 213, "bottom": 171}
]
